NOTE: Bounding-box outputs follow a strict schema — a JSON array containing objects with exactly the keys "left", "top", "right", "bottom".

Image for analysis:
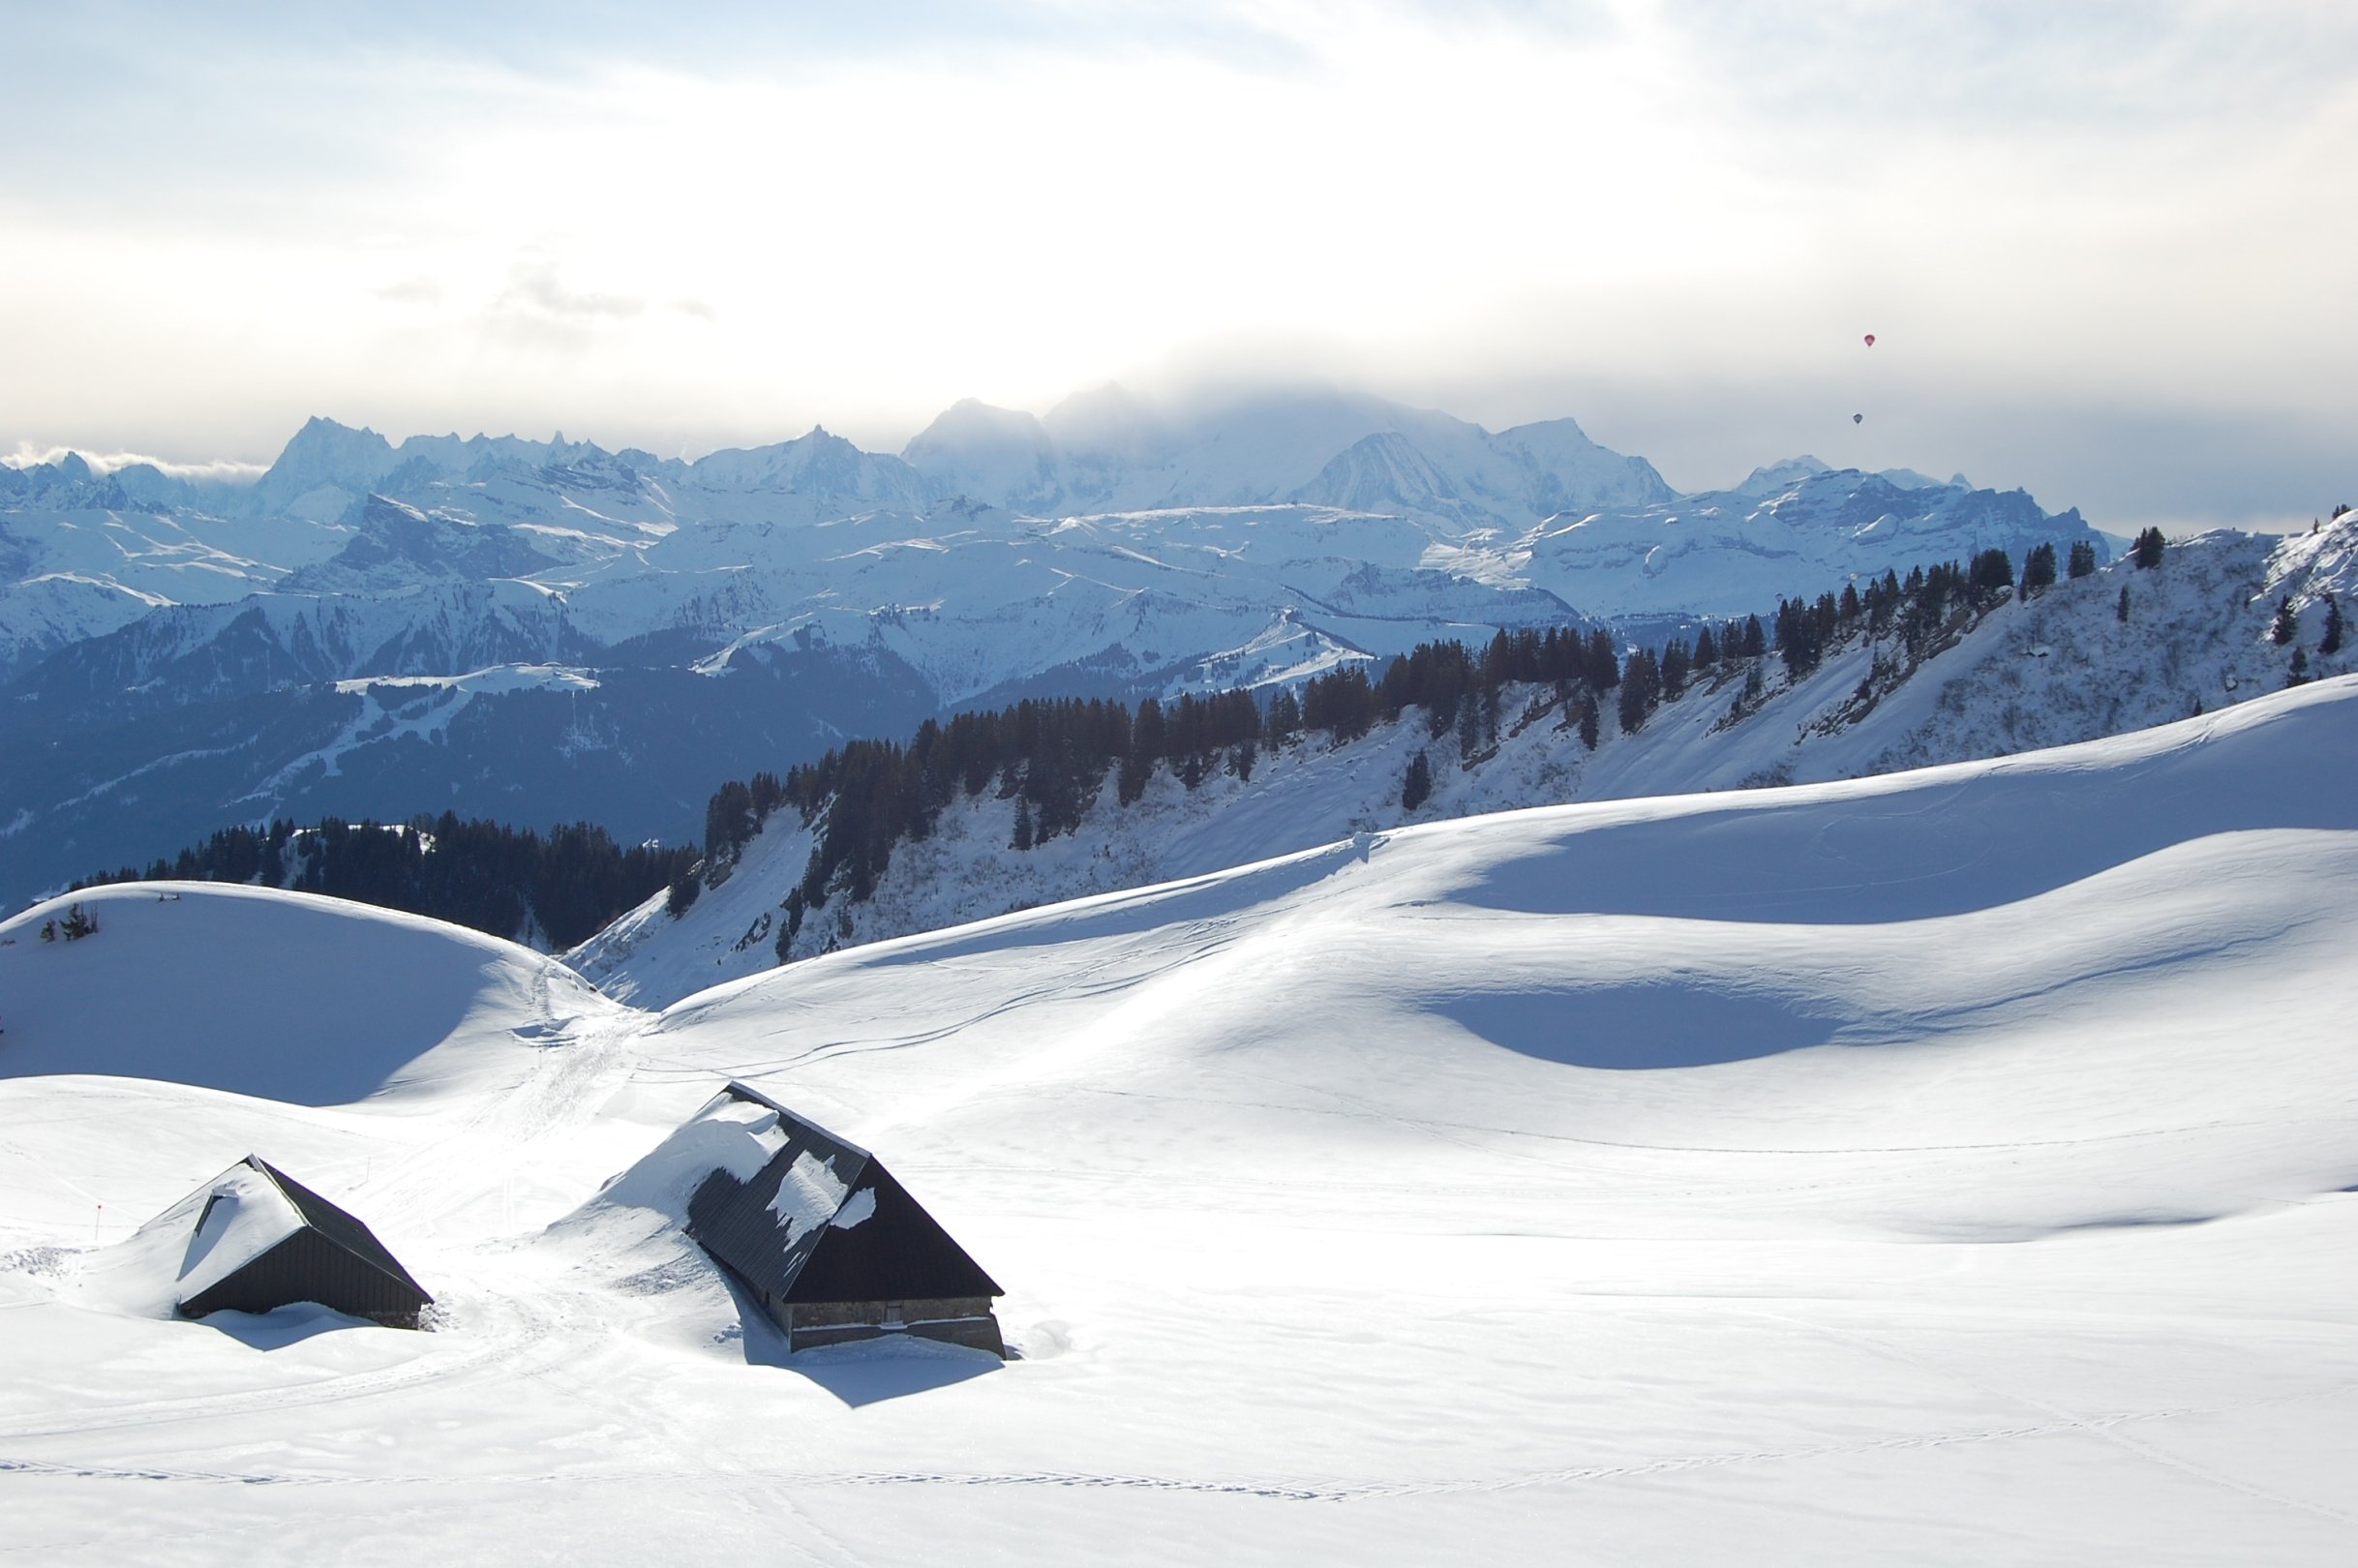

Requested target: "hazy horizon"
[{"left": 7, "top": 2, "right": 2352, "bottom": 533}]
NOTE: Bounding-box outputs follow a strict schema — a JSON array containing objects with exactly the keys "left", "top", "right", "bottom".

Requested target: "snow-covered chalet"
[
  {"left": 685, "top": 1082, "right": 1006, "bottom": 1356},
  {"left": 166, "top": 1156, "right": 434, "bottom": 1328}
]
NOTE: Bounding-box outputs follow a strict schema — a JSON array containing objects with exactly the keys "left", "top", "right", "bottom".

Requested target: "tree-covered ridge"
[
  {"left": 700, "top": 550, "right": 2059, "bottom": 964},
  {"left": 74, "top": 814, "right": 693, "bottom": 950}
]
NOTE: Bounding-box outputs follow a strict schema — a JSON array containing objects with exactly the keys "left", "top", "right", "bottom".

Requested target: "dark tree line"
[
  {"left": 705, "top": 539, "right": 2099, "bottom": 959},
  {"left": 75, "top": 814, "right": 693, "bottom": 950}
]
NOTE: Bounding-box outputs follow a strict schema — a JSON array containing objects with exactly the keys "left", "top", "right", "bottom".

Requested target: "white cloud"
[
  {"left": 1, "top": 1, "right": 2352, "bottom": 527},
  {"left": 4, "top": 443, "right": 266, "bottom": 482}
]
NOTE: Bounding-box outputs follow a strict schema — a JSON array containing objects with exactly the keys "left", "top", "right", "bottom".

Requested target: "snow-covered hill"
[
  {"left": 3, "top": 682, "right": 2355, "bottom": 1563},
  {"left": 578, "top": 522, "right": 2356, "bottom": 1008}
]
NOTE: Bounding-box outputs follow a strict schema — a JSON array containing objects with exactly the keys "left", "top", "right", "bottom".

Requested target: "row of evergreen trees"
[
  {"left": 75, "top": 814, "right": 694, "bottom": 950},
  {"left": 714, "top": 544, "right": 2068, "bottom": 959}
]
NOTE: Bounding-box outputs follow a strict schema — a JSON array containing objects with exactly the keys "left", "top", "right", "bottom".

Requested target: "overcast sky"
[{"left": 4, "top": 1, "right": 2351, "bottom": 529}]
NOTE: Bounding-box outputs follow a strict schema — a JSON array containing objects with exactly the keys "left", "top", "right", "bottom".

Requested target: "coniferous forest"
[
  {"left": 716, "top": 554, "right": 2028, "bottom": 960},
  {"left": 73, "top": 815, "right": 694, "bottom": 950}
]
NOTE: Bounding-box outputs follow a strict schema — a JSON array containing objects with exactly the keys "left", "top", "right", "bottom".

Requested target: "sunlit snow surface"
[{"left": 4, "top": 682, "right": 2357, "bottom": 1563}]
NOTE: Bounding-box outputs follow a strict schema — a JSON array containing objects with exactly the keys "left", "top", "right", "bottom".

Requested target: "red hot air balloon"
[{"left": 1863, "top": 333, "right": 1876, "bottom": 347}]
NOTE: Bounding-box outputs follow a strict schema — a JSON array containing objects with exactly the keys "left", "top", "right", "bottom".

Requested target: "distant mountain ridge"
[{"left": 2, "top": 384, "right": 2111, "bottom": 907}]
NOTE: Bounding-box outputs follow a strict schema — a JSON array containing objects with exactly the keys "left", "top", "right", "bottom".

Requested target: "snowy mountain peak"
[
  {"left": 1733, "top": 455, "right": 1831, "bottom": 497},
  {"left": 902, "top": 399, "right": 1060, "bottom": 509},
  {"left": 1290, "top": 431, "right": 1463, "bottom": 516}
]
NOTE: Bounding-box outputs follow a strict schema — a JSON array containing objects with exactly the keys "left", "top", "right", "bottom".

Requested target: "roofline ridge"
[
  {"left": 236, "top": 1153, "right": 434, "bottom": 1303},
  {"left": 720, "top": 1079, "right": 875, "bottom": 1161}
]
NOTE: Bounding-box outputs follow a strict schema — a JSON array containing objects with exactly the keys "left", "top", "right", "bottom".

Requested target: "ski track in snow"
[{"left": 9, "top": 1377, "right": 2355, "bottom": 1514}]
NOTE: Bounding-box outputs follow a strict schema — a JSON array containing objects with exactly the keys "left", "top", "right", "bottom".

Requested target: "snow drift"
[{"left": 1, "top": 680, "right": 2355, "bottom": 1563}]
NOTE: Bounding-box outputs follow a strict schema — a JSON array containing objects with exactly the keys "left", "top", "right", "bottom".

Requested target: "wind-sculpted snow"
[
  {"left": 0, "top": 882, "right": 620, "bottom": 1104},
  {"left": 1, "top": 688, "right": 2355, "bottom": 1560},
  {"left": 1449, "top": 687, "right": 2354, "bottom": 925}
]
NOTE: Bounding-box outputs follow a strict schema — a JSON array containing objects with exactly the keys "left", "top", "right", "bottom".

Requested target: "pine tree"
[
  {"left": 1660, "top": 639, "right": 1691, "bottom": 701},
  {"left": 1012, "top": 799, "right": 1035, "bottom": 851},
  {"left": 1577, "top": 695, "right": 1599, "bottom": 751},
  {"left": 2321, "top": 592, "right": 2343, "bottom": 656},
  {"left": 2020, "top": 542, "right": 2057, "bottom": 596},
  {"left": 2068, "top": 540, "right": 2098, "bottom": 579},
  {"left": 704, "top": 779, "right": 758, "bottom": 864},
  {"left": 1617, "top": 648, "right": 1662, "bottom": 735},
  {"left": 2117, "top": 584, "right": 2131, "bottom": 623},
  {"left": 1265, "top": 688, "right": 1301, "bottom": 745},
  {"left": 1969, "top": 547, "right": 2014, "bottom": 599},
  {"left": 2287, "top": 645, "right": 2312, "bottom": 687},
  {"left": 2132, "top": 527, "right": 2166, "bottom": 568},
  {"left": 1402, "top": 749, "right": 1432, "bottom": 811},
  {"left": 2272, "top": 595, "right": 2297, "bottom": 646}
]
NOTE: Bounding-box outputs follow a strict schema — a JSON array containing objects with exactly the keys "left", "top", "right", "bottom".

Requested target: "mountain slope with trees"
[{"left": 574, "top": 517, "right": 2356, "bottom": 1005}]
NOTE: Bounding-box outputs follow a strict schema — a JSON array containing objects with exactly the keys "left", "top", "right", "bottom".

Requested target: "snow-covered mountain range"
[
  {"left": 5, "top": 676, "right": 2355, "bottom": 1562},
  {"left": 5, "top": 387, "right": 2108, "bottom": 904}
]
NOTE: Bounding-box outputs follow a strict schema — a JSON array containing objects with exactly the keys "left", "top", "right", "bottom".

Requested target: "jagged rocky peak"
[
  {"left": 245, "top": 416, "right": 404, "bottom": 520},
  {"left": 0, "top": 449, "right": 145, "bottom": 511},
  {"left": 687, "top": 425, "right": 929, "bottom": 505}
]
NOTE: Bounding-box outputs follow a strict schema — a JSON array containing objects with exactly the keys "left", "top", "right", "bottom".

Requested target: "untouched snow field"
[{"left": 4, "top": 679, "right": 2358, "bottom": 1563}]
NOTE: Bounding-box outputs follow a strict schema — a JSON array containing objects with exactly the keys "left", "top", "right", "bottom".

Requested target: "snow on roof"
[
  {"left": 684, "top": 1083, "right": 999, "bottom": 1306},
  {"left": 767, "top": 1150, "right": 851, "bottom": 1244},
  {"left": 174, "top": 1161, "right": 303, "bottom": 1308},
  {"left": 580, "top": 1087, "right": 793, "bottom": 1225}
]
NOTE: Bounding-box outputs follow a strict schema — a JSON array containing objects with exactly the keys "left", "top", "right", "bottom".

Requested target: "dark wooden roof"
[
  {"left": 249, "top": 1158, "right": 432, "bottom": 1299},
  {"left": 685, "top": 1083, "right": 1001, "bottom": 1306},
  {"left": 176, "top": 1156, "right": 433, "bottom": 1326}
]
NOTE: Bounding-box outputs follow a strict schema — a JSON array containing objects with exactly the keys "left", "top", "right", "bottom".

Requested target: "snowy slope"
[
  {"left": 1521, "top": 462, "right": 2102, "bottom": 623},
  {"left": 0, "top": 883, "right": 621, "bottom": 1104},
  {"left": 580, "top": 523, "right": 2356, "bottom": 1007},
  {"left": 2, "top": 684, "right": 2356, "bottom": 1563}
]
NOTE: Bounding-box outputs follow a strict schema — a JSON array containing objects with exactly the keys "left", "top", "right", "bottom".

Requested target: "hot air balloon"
[
  {"left": 1853, "top": 413, "right": 1863, "bottom": 424},
  {"left": 1863, "top": 333, "right": 1876, "bottom": 347}
]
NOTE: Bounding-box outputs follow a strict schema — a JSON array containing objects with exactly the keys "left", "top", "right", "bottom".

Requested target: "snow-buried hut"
[
  {"left": 168, "top": 1156, "right": 434, "bottom": 1329},
  {"left": 685, "top": 1083, "right": 1006, "bottom": 1357}
]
